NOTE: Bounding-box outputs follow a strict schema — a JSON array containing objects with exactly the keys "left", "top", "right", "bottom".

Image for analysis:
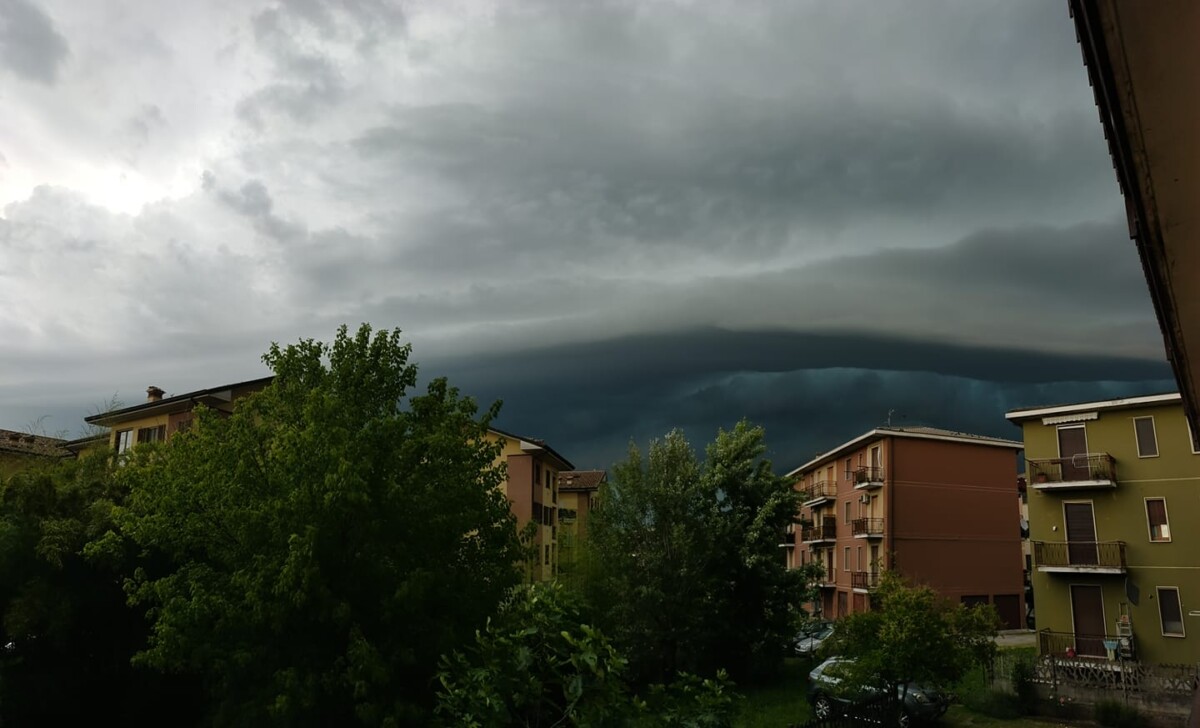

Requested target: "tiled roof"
[
  {"left": 558, "top": 469, "right": 607, "bottom": 491},
  {"left": 876, "top": 426, "right": 1022, "bottom": 446},
  {"left": 0, "top": 429, "right": 71, "bottom": 459}
]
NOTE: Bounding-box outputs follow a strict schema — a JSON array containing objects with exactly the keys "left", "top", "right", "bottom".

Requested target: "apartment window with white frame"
[
  {"left": 1158, "top": 587, "right": 1185, "bottom": 637},
  {"left": 116, "top": 429, "right": 134, "bottom": 453},
  {"left": 1134, "top": 416, "right": 1159, "bottom": 458},
  {"left": 856, "top": 546, "right": 863, "bottom": 571},
  {"left": 843, "top": 546, "right": 850, "bottom": 572},
  {"left": 1146, "top": 498, "right": 1171, "bottom": 542}
]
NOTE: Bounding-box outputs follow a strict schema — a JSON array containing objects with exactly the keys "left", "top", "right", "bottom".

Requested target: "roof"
[
  {"left": 558, "top": 469, "right": 607, "bottom": 491},
  {"left": 785, "top": 425, "right": 1024, "bottom": 478},
  {"left": 487, "top": 425, "right": 575, "bottom": 471},
  {"left": 1005, "top": 392, "right": 1182, "bottom": 422},
  {"left": 85, "top": 376, "right": 274, "bottom": 427},
  {"left": 0, "top": 429, "right": 71, "bottom": 459}
]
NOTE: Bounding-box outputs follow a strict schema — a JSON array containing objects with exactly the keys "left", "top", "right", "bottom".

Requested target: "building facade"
[
  {"left": 1007, "top": 393, "right": 1200, "bottom": 665},
  {"left": 785, "top": 427, "right": 1025, "bottom": 628},
  {"left": 0, "top": 429, "right": 70, "bottom": 479},
  {"left": 556, "top": 470, "right": 606, "bottom": 582}
]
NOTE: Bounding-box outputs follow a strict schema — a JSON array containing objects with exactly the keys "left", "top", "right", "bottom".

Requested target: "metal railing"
[
  {"left": 799, "top": 480, "right": 834, "bottom": 502},
  {"left": 851, "top": 571, "right": 879, "bottom": 590},
  {"left": 1033, "top": 540, "right": 1126, "bottom": 570},
  {"left": 1028, "top": 453, "right": 1116, "bottom": 485},
  {"left": 851, "top": 517, "right": 885, "bottom": 537},
  {"left": 802, "top": 517, "right": 837, "bottom": 543},
  {"left": 1038, "top": 628, "right": 1129, "bottom": 660},
  {"left": 853, "top": 465, "right": 885, "bottom": 486}
]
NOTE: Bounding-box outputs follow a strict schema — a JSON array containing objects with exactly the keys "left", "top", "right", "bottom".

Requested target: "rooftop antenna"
[{"left": 887, "top": 409, "right": 895, "bottom": 427}]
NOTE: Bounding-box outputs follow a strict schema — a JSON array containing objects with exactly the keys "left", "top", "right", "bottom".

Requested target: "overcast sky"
[{"left": 0, "top": 0, "right": 1173, "bottom": 468}]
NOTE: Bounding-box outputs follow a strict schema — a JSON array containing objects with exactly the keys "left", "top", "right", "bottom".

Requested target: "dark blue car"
[{"left": 806, "top": 657, "right": 949, "bottom": 727}]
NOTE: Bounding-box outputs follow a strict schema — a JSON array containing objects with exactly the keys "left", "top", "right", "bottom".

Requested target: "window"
[
  {"left": 137, "top": 425, "right": 166, "bottom": 444},
  {"left": 1158, "top": 587, "right": 1185, "bottom": 637},
  {"left": 1146, "top": 498, "right": 1171, "bottom": 542},
  {"left": 871, "top": 446, "right": 881, "bottom": 469},
  {"left": 843, "top": 547, "right": 850, "bottom": 571},
  {"left": 844, "top": 458, "right": 852, "bottom": 479},
  {"left": 844, "top": 501, "right": 851, "bottom": 523},
  {"left": 544, "top": 545, "right": 551, "bottom": 565},
  {"left": 116, "top": 429, "right": 134, "bottom": 453},
  {"left": 856, "top": 546, "right": 863, "bottom": 571},
  {"left": 1134, "top": 416, "right": 1159, "bottom": 458}
]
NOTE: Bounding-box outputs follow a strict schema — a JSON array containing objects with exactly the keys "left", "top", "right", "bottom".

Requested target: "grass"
[
  {"left": 943, "top": 705, "right": 1081, "bottom": 727},
  {"left": 733, "top": 658, "right": 812, "bottom": 728}
]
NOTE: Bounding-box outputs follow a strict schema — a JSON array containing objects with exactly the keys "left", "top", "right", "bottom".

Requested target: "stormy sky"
[{"left": 0, "top": 0, "right": 1174, "bottom": 469}]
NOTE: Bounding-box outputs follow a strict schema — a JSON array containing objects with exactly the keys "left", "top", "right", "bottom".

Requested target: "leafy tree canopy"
[
  {"left": 112, "top": 324, "right": 526, "bottom": 725},
  {"left": 584, "top": 422, "right": 821, "bottom": 684},
  {"left": 824, "top": 571, "right": 999, "bottom": 693}
]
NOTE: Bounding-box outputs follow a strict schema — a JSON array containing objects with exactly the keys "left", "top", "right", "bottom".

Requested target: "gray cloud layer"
[{"left": 0, "top": 1, "right": 1168, "bottom": 461}]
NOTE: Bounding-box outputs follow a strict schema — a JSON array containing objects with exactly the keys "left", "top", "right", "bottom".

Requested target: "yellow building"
[
  {"left": 555, "top": 470, "right": 606, "bottom": 582},
  {"left": 1007, "top": 393, "right": 1200, "bottom": 666},
  {"left": 485, "top": 428, "right": 575, "bottom": 582}
]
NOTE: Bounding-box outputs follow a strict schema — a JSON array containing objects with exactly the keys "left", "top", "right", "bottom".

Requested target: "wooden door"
[
  {"left": 1070, "top": 585, "right": 1106, "bottom": 657},
  {"left": 1064, "top": 503, "right": 1098, "bottom": 565},
  {"left": 1058, "top": 426, "right": 1090, "bottom": 481}
]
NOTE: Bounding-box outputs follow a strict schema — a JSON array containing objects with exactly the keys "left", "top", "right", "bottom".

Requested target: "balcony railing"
[
  {"left": 799, "top": 480, "right": 834, "bottom": 505},
  {"left": 779, "top": 523, "right": 797, "bottom": 549},
  {"left": 853, "top": 465, "right": 885, "bottom": 489},
  {"left": 1033, "top": 541, "right": 1126, "bottom": 573},
  {"left": 1027, "top": 453, "right": 1116, "bottom": 489},
  {"left": 1038, "top": 629, "right": 1135, "bottom": 660},
  {"left": 851, "top": 571, "right": 879, "bottom": 591},
  {"left": 801, "top": 517, "right": 837, "bottom": 544},
  {"left": 851, "top": 517, "right": 885, "bottom": 538}
]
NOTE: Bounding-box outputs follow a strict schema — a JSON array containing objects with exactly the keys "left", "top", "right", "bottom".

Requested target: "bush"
[
  {"left": 1010, "top": 658, "right": 1036, "bottom": 706},
  {"left": 962, "top": 688, "right": 1025, "bottom": 719},
  {"left": 1094, "top": 699, "right": 1146, "bottom": 728}
]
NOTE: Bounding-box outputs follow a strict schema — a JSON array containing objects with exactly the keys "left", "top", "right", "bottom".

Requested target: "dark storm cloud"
[
  {"left": 431, "top": 329, "right": 1173, "bottom": 469},
  {"left": 0, "top": 0, "right": 69, "bottom": 84}
]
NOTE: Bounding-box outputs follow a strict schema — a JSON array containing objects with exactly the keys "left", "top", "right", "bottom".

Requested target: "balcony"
[
  {"left": 801, "top": 518, "right": 837, "bottom": 545},
  {"left": 853, "top": 465, "right": 885, "bottom": 490},
  {"left": 851, "top": 517, "right": 885, "bottom": 538},
  {"left": 1038, "top": 629, "right": 1136, "bottom": 661},
  {"left": 1033, "top": 541, "right": 1127, "bottom": 574},
  {"left": 851, "top": 571, "right": 879, "bottom": 592},
  {"left": 778, "top": 523, "right": 797, "bottom": 549},
  {"left": 799, "top": 480, "right": 835, "bottom": 507},
  {"left": 1027, "top": 453, "right": 1116, "bottom": 490}
]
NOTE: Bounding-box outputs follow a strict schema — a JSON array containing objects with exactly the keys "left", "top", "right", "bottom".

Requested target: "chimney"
[{"left": 147, "top": 386, "right": 165, "bottom": 402}]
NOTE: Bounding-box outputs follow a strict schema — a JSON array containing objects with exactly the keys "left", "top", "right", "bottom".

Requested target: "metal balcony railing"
[
  {"left": 851, "top": 571, "right": 879, "bottom": 590},
  {"left": 799, "top": 480, "right": 834, "bottom": 503},
  {"left": 1033, "top": 541, "right": 1126, "bottom": 571},
  {"left": 851, "top": 517, "right": 885, "bottom": 537},
  {"left": 1028, "top": 453, "right": 1116, "bottom": 487},
  {"left": 853, "top": 465, "right": 885, "bottom": 487},
  {"left": 801, "top": 517, "right": 837, "bottom": 543},
  {"left": 1038, "top": 629, "right": 1133, "bottom": 660}
]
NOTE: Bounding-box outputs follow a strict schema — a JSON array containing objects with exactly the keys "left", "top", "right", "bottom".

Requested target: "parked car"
[
  {"left": 807, "top": 657, "right": 949, "bottom": 727},
  {"left": 794, "top": 621, "right": 834, "bottom": 657}
]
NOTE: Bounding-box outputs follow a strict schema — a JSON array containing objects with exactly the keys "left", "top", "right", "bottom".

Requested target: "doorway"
[
  {"left": 1064, "top": 502, "right": 1098, "bottom": 565},
  {"left": 1057, "top": 426, "right": 1090, "bottom": 481},
  {"left": 1070, "top": 585, "right": 1106, "bottom": 657}
]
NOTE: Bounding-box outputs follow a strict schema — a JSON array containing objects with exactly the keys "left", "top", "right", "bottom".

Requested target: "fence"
[{"left": 791, "top": 691, "right": 900, "bottom": 728}]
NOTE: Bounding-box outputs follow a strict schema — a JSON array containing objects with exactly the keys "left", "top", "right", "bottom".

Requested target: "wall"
[{"left": 890, "top": 438, "right": 1024, "bottom": 626}]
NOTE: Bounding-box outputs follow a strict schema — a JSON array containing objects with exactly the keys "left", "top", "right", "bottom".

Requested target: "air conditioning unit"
[{"left": 858, "top": 494, "right": 871, "bottom": 504}]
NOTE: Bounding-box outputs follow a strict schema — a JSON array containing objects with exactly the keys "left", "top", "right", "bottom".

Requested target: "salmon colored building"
[{"left": 784, "top": 426, "right": 1026, "bottom": 628}]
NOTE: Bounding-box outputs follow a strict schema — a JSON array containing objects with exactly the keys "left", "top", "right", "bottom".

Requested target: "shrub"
[
  {"left": 1010, "top": 658, "right": 1036, "bottom": 706},
  {"left": 1094, "top": 699, "right": 1146, "bottom": 728}
]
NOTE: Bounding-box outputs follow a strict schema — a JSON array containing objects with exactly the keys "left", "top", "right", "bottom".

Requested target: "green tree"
[
  {"left": 0, "top": 452, "right": 201, "bottom": 725},
  {"left": 824, "top": 571, "right": 999, "bottom": 700},
  {"left": 584, "top": 422, "right": 820, "bottom": 684},
  {"left": 435, "top": 582, "right": 737, "bottom": 727},
  {"left": 114, "top": 324, "right": 526, "bottom": 725}
]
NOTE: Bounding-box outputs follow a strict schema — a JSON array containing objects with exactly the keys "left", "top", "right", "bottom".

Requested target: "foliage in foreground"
[
  {"left": 0, "top": 453, "right": 202, "bottom": 725},
  {"left": 1094, "top": 699, "right": 1146, "bottom": 728},
  {"left": 585, "top": 423, "right": 822, "bottom": 684},
  {"left": 436, "top": 583, "right": 738, "bottom": 727},
  {"left": 825, "top": 571, "right": 999, "bottom": 695},
  {"left": 105, "top": 324, "right": 527, "bottom": 725}
]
